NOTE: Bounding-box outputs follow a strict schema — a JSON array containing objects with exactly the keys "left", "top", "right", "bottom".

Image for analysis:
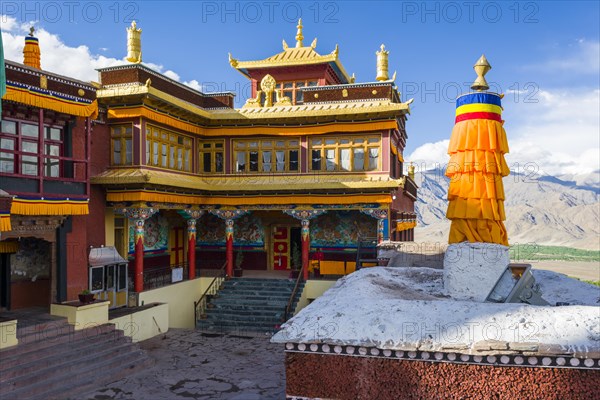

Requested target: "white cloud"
[
  {"left": 1, "top": 15, "right": 204, "bottom": 91},
  {"left": 524, "top": 40, "right": 600, "bottom": 75},
  {"left": 407, "top": 88, "right": 600, "bottom": 177}
]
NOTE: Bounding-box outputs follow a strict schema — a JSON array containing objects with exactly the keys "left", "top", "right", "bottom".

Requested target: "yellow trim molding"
[
  {"left": 4, "top": 86, "right": 98, "bottom": 119},
  {"left": 0, "top": 241, "right": 19, "bottom": 253},
  {"left": 11, "top": 199, "right": 89, "bottom": 216}
]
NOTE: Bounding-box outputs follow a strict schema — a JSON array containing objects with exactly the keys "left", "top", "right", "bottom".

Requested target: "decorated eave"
[
  {"left": 229, "top": 20, "right": 351, "bottom": 84},
  {"left": 3, "top": 60, "right": 99, "bottom": 119}
]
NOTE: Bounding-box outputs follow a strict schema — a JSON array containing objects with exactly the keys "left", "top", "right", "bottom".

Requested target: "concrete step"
[
  {"left": 211, "top": 298, "right": 289, "bottom": 307},
  {"left": 0, "top": 323, "right": 117, "bottom": 368},
  {"left": 0, "top": 329, "right": 127, "bottom": 381}
]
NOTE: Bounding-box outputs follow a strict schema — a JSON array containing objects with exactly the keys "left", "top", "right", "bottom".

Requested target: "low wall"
[
  {"left": 294, "top": 280, "right": 336, "bottom": 315},
  {"left": 285, "top": 350, "right": 600, "bottom": 399},
  {"left": 110, "top": 303, "right": 169, "bottom": 342},
  {"left": 137, "top": 277, "right": 212, "bottom": 329},
  {"left": 50, "top": 300, "right": 110, "bottom": 330}
]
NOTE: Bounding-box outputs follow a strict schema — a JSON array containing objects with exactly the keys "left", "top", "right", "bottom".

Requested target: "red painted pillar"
[
  {"left": 225, "top": 219, "right": 234, "bottom": 277},
  {"left": 187, "top": 219, "right": 197, "bottom": 280},
  {"left": 134, "top": 219, "right": 145, "bottom": 292},
  {"left": 301, "top": 219, "right": 309, "bottom": 281}
]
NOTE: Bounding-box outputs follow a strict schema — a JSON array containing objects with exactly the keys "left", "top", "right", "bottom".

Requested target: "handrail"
[
  {"left": 283, "top": 264, "right": 304, "bottom": 322},
  {"left": 194, "top": 261, "right": 227, "bottom": 324}
]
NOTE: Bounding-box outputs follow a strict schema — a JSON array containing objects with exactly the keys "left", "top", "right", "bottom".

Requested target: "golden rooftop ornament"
[
  {"left": 376, "top": 44, "right": 389, "bottom": 81},
  {"left": 126, "top": 21, "right": 142, "bottom": 64},
  {"left": 295, "top": 19, "right": 304, "bottom": 47},
  {"left": 471, "top": 54, "right": 491, "bottom": 91}
]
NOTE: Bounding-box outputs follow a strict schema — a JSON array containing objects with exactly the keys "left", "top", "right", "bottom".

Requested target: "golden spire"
[
  {"left": 471, "top": 54, "right": 491, "bottom": 91},
  {"left": 376, "top": 44, "right": 389, "bottom": 81},
  {"left": 295, "top": 19, "right": 304, "bottom": 48},
  {"left": 126, "top": 20, "right": 142, "bottom": 64},
  {"left": 23, "top": 26, "right": 41, "bottom": 69},
  {"left": 407, "top": 162, "right": 415, "bottom": 180}
]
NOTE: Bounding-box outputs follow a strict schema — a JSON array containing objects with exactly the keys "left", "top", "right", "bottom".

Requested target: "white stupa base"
[{"left": 443, "top": 242, "right": 510, "bottom": 301}]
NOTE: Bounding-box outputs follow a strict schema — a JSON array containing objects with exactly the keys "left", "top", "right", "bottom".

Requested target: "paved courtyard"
[{"left": 83, "top": 329, "right": 286, "bottom": 400}]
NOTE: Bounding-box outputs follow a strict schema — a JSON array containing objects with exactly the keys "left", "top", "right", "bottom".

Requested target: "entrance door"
[
  {"left": 272, "top": 225, "right": 290, "bottom": 270},
  {"left": 170, "top": 227, "right": 185, "bottom": 266}
]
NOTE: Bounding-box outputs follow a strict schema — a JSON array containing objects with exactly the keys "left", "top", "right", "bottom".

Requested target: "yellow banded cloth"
[
  {"left": 446, "top": 92, "right": 509, "bottom": 246},
  {"left": 11, "top": 197, "right": 89, "bottom": 216}
]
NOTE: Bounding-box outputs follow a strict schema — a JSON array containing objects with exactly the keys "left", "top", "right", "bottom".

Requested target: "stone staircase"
[
  {"left": 197, "top": 278, "right": 305, "bottom": 335},
  {"left": 0, "top": 315, "right": 153, "bottom": 400}
]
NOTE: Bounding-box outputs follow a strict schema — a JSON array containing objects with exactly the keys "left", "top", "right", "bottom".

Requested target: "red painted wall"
[
  {"left": 11, "top": 279, "right": 51, "bottom": 309},
  {"left": 67, "top": 216, "right": 88, "bottom": 300}
]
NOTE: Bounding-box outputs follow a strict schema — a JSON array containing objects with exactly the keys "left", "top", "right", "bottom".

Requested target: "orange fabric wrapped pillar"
[{"left": 446, "top": 92, "right": 509, "bottom": 246}]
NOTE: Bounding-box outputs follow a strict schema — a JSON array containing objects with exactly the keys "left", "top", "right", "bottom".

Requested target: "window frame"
[
  {"left": 232, "top": 138, "right": 301, "bottom": 173},
  {"left": 110, "top": 124, "right": 133, "bottom": 166},
  {"left": 309, "top": 134, "right": 381, "bottom": 173},
  {"left": 198, "top": 139, "right": 225, "bottom": 174},
  {"left": 144, "top": 124, "right": 192, "bottom": 172}
]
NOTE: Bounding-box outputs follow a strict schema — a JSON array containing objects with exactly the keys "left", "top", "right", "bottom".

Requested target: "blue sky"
[{"left": 1, "top": 1, "right": 599, "bottom": 177}]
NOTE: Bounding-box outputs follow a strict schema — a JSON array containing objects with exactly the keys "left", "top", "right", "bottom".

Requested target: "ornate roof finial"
[
  {"left": 408, "top": 162, "right": 416, "bottom": 180},
  {"left": 282, "top": 39, "right": 289, "bottom": 50},
  {"left": 295, "top": 19, "right": 304, "bottom": 48},
  {"left": 471, "top": 54, "right": 491, "bottom": 91},
  {"left": 126, "top": 20, "right": 142, "bottom": 64},
  {"left": 376, "top": 44, "right": 389, "bottom": 81},
  {"left": 23, "top": 26, "right": 41, "bottom": 69}
]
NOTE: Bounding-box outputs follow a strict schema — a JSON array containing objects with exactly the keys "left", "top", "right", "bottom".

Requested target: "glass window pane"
[
  {"left": 236, "top": 152, "right": 245, "bottom": 171},
  {"left": 203, "top": 152, "right": 212, "bottom": 173},
  {"left": 215, "top": 152, "right": 223, "bottom": 172},
  {"left": 340, "top": 139, "right": 350, "bottom": 144},
  {"left": 169, "top": 146, "right": 175, "bottom": 168},
  {"left": 215, "top": 142, "right": 223, "bottom": 148},
  {"left": 45, "top": 144, "right": 60, "bottom": 156},
  {"left": 125, "top": 139, "right": 132, "bottom": 164},
  {"left": 91, "top": 267, "right": 104, "bottom": 291},
  {"left": 354, "top": 139, "right": 364, "bottom": 144},
  {"left": 368, "top": 137, "right": 379, "bottom": 143},
  {"left": 113, "top": 139, "right": 121, "bottom": 165},
  {"left": 276, "top": 141, "right": 285, "bottom": 147},
  {"left": 249, "top": 151, "right": 259, "bottom": 171},
  {"left": 177, "top": 148, "right": 183, "bottom": 170},
  {"left": 262, "top": 141, "right": 272, "bottom": 148},
  {"left": 1, "top": 138, "right": 14, "bottom": 150},
  {"left": 44, "top": 158, "right": 59, "bottom": 177},
  {"left": 289, "top": 150, "right": 299, "bottom": 171},
  {"left": 162, "top": 143, "right": 167, "bottom": 167},
  {"left": 1, "top": 120, "right": 16, "bottom": 135},
  {"left": 353, "top": 148, "right": 365, "bottom": 171},
  {"left": 112, "top": 126, "right": 122, "bottom": 136},
  {"left": 288, "top": 141, "right": 298, "bottom": 147},
  {"left": 311, "top": 149, "right": 321, "bottom": 170},
  {"left": 118, "top": 264, "right": 127, "bottom": 291},
  {"left": 248, "top": 142, "right": 258, "bottom": 148},
  {"left": 184, "top": 150, "right": 190, "bottom": 172},
  {"left": 21, "top": 155, "right": 38, "bottom": 175},
  {"left": 46, "top": 127, "right": 61, "bottom": 140},
  {"left": 368, "top": 148, "right": 379, "bottom": 170},
  {"left": 284, "top": 82, "right": 293, "bottom": 89},
  {"left": 262, "top": 151, "right": 272, "bottom": 172},
  {"left": 312, "top": 139, "right": 322, "bottom": 146},
  {"left": 296, "top": 82, "right": 305, "bottom": 88},
  {"left": 0, "top": 152, "right": 14, "bottom": 173},
  {"left": 22, "top": 141, "right": 38, "bottom": 153},
  {"left": 295, "top": 91, "right": 303, "bottom": 103},
  {"left": 22, "top": 124, "right": 39, "bottom": 138},
  {"left": 275, "top": 151, "right": 285, "bottom": 171},
  {"left": 325, "top": 139, "right": 336, "bottom": 145},
  {"left": 308, "top": 81, "right": 318, "bottom": 87},
  {"left": 153, "top": 142, "right": 159, "bottom": 165},
  {"left": 325, "top": 149, "right": 335, "bottom": 171},
  {"left": 125, "top": 127, "right": 133, "bottom": 136},
  {"left": 203, "top": 143, "right": 212, "bottom": 149},
  {"left": 340, "top": 148, "right": 351, "bottom": 171}
]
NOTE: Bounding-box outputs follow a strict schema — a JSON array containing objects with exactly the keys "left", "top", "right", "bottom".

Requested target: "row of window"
[
  {"left": 0, "top": 119, "right": 64, "bottom": 177},
  {"left": 111, "top": 124, "right": 382, "bottom": 174}
]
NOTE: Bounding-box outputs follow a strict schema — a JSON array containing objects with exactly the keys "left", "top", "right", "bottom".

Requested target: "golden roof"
[
  {"left": 229, "top": 20, "right": 351, "bottom": 83},
  {"left": 91, "top": 168, "right": 405, "bottom": 192}
]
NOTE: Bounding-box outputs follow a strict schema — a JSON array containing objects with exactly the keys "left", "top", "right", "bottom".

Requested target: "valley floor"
[{"left": 531, "top": 260, "right": 600, "bottom": 282}]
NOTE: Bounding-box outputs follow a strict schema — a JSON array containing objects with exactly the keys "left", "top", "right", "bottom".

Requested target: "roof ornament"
[
  {"left": 29, "top": 26, "right": 35, "bottom": 36},
  {"left": 471, "top": 54, "right": 491, "bottom": 91},
  {"left": 332, "top": 44, "right": 339, "bottom": 57},
  {"left": 310, "top": 38, "right": 317, "bottom": 49},
  {"left": 282, "top": 39, "right": 289, "bottom": 50},
  {"left": 260, "top": 74, "right": 277, "bottom": 107},
  {"left": 228, "top": 53, "right": 238, "bottom": 68},
  {"left": 376, "top": 44, "right": 389, "bottom": 81},
  {"left": 295, "top": 19, "right": 304, "bottom": 47},
  {"left": 350, "top": 73, "right": 356, "bottom": 83},
  {"left": 126, "top": 20, "right": 142, "bottom": 64},
  {"left": 23, "top": 26, "right": 41, "bottom": 69}
]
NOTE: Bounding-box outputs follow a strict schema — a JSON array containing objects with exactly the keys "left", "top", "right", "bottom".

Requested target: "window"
[
  {"left": 310, "top": 135, "right": 381, "bottom": 172},
  {"left": 233, "top": 138, "right": 300, "bottom": 173},
  {"left": 277, "top": 80, "right": 318, "bottom": 105},
  {"left": 0, "top": 119, "right": 63, "bottom": 177},
  {"left": 145, "top": 125, "right": 192, "bottom": 172},
  {"left": 111, "top": 125, "right": 133, "bottom": 166},
  {"left": 199, "top": 140, "right": 224, "bottom": 173}
]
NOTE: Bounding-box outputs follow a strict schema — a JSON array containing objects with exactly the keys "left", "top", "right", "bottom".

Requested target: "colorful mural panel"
[
  {"left": 10, "top": 238, "right": 51, "bottom": 281},
  {"left": 128, "top": 212, "right": 168, "bottom": 253},
  {"left": 311, "top": 211, "right": 376, "bottom": 248},
  {"left": 197, "top": 213, "right": 265, "bottom": 246}
]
